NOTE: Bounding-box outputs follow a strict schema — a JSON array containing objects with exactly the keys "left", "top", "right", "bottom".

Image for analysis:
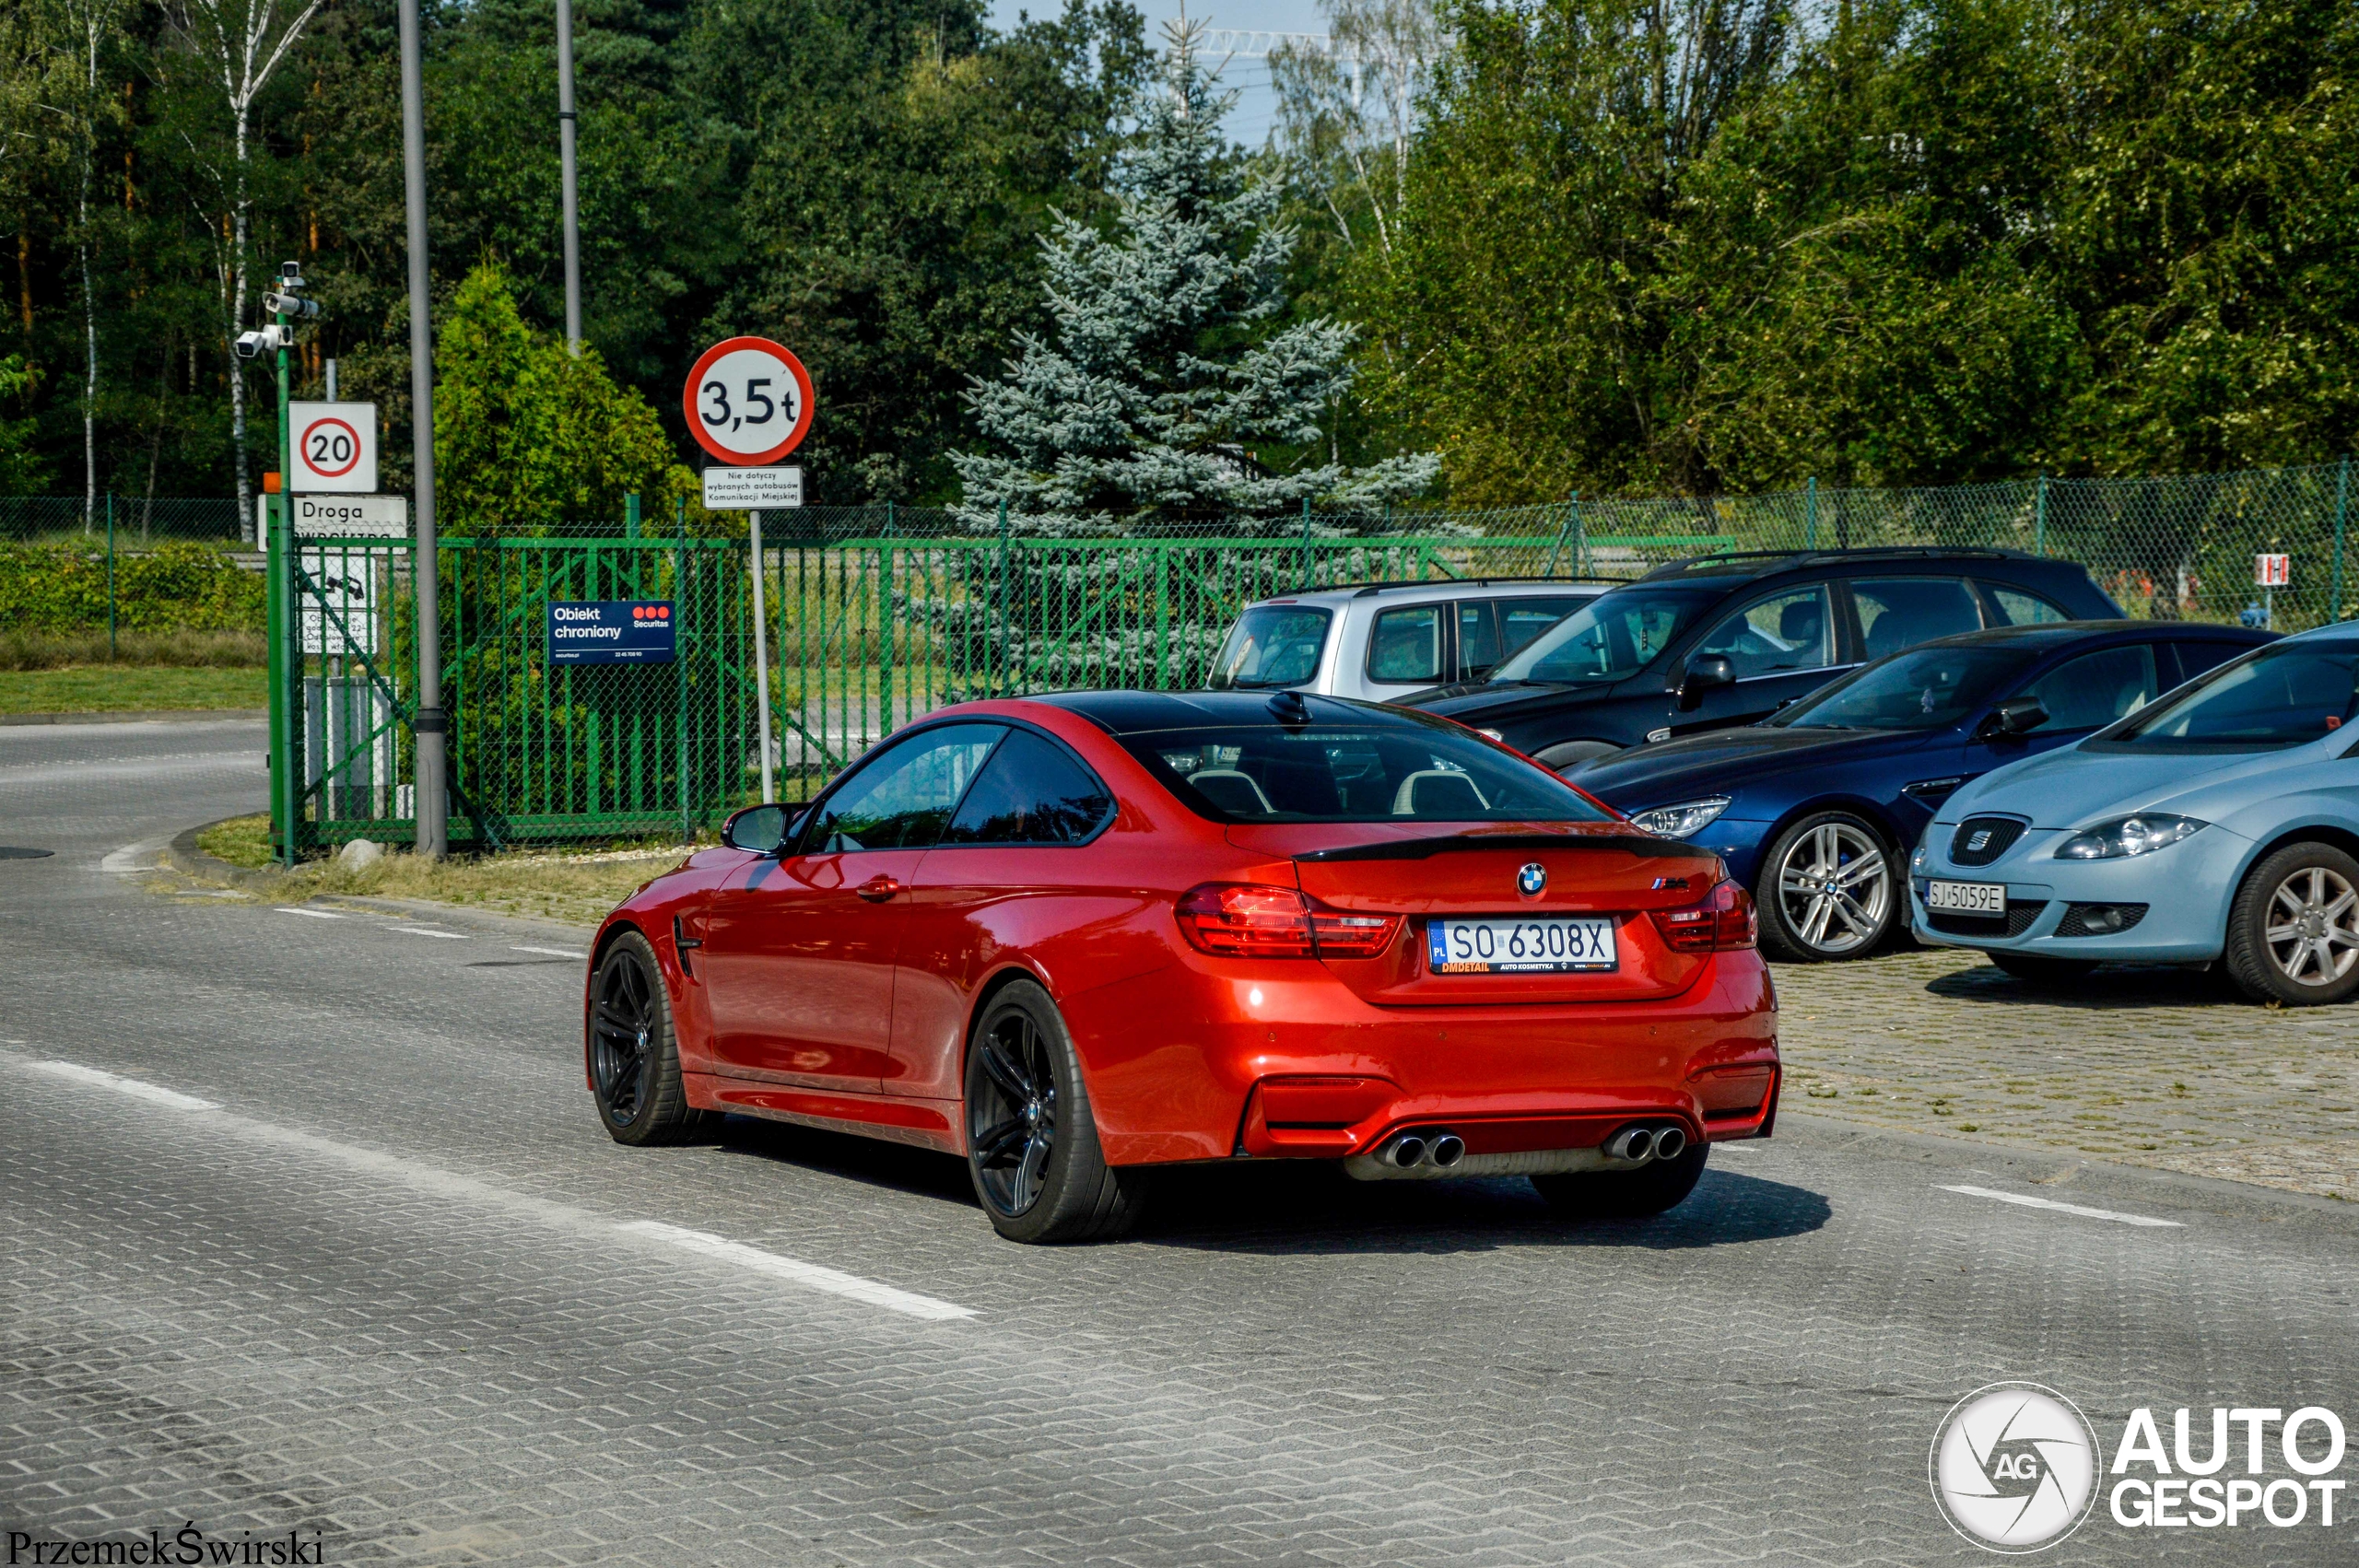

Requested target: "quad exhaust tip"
[
  {"left": 1604, "top": 1123, "right": 1689, "bottom": 1164},
  {"left": 1378, "top": 1129, "right": 1464, "bottom": 1169}
]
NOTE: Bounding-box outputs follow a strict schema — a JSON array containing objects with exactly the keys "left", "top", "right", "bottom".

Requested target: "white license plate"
[
  {"left": 1427, "top": 917, "right": 1618, "bottom": 974},
  {"left": 1926, "top": 879, "right": 2007, "bottom": 915}
]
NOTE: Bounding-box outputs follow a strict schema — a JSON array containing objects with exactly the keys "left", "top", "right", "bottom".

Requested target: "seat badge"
[{"left": 1517, "top": 862, "right": 1547, "bottom": 897}]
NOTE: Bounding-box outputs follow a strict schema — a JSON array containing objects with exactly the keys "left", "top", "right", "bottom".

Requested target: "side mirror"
[
  {"left": 1978, "top": 696, "right": 2048, "bottom": 741},
  {"left": 721, "top": 802, "right": 794, "bottom": 854},
  {"left": 1676, "top": 654, "right": 1736, "bottom": 711}
]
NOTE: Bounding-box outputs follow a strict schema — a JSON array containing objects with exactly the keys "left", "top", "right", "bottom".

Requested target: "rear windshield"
[
  {"left": 1774, "top": 647, "right": 2036, "bottom": 731},
  {"left": 1120, "top": 721, "right": 1615, "bottom": 824},
  {"left": 2094, "top": 638, "right": 2359, "bottom": 751},
  {"left": 1209, "top": 606, "right": 1332, "bottom": 690},
  {"left": 1491, "top": 588, "right": 1716, "bottom": 685}
]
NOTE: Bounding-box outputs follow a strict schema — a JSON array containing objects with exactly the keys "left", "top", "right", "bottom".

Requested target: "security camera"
[
  {"left": 279, "top": 260, "right": 306, "bottom": 287},
  {"left": 262, "top": 290, "right": 322, "bottom": 320},
  {"left": 233, "top": 324, "right": 294, "bottom": 360}
]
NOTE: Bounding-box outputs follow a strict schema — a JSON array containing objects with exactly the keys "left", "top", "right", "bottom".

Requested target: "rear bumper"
[{"left": 1064, "top": 948, "right": 1779, "bottom": 1165}]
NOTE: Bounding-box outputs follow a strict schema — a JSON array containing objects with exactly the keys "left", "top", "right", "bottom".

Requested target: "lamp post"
[{"left": 399, "top": 0, "right": 448, "bottom": 859}]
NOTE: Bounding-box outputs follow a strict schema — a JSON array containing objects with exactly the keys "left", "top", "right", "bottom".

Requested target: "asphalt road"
[{"left": 5, "top": 719, "right": 2357, "bottom": 1565}]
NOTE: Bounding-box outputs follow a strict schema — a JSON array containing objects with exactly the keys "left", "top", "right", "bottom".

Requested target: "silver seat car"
[{"left": 1208, "top": 580, "right": 1606, "bottom": 705}]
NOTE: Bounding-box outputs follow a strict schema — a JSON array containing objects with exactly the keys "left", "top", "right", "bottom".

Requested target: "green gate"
[{"left": 268, "top": 528, "right": 760, "bottom": 859}]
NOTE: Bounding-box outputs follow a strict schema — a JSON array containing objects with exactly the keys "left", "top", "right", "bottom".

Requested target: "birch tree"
[
  {"left": 1268, "top": 0, "right": 1446, "bottom": 261},
  {"left": 168, "top": 0, "right": 322, "bottom": 535}
]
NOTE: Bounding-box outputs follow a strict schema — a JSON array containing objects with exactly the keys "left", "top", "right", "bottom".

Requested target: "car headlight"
[
  {"left": 2054, "top": 814, "right": 2207, "bottom": 860},
  {"left": 1629, "top": 796, "right": 1731, "bottom": 838}
]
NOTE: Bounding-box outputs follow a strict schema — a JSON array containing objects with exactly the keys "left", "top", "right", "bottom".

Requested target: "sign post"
[
  {"left": 685, "top": 336, "right": 816, "bottom": 805},
  {"left": 2255, "top": 554, "right": 2290, "bottom": 629}
]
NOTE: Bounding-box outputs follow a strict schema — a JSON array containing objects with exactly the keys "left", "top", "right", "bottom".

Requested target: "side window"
[
  {"left": 1498, "top": 597, "right": 1584, "bottom": 658},
  {"left": 2020, "top": 645, "right": 2158, "bottom": 732},
  {"left": 1367, "top": 605, "right": 1444, "bottom": 684},
  {"left": 1854, "top": 578, "right": 1984, "bottom": 660},
  {"left": 800, "top": 723, "right": 1005, "bottom": 852},
  {"left": 2174, "top": 640, "right": 2247, "bottom": 683},
  {"left": 1982, "top": 584, "right": 2071, "bottom": 626},
  {"left": 941, "top": 730, "right": 1114, "bottom": 846},
  {"left": 1696, "top": 585, "right": 1834, "bottom": 680},
  {"left": 1455, "top": 603, "right": 1500, "bottom": 681}
]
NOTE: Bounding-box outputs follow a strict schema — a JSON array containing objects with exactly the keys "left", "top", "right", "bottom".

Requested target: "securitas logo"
[{"left": 1931, "top": 1386, "right": 2352, "bottom": 1551}]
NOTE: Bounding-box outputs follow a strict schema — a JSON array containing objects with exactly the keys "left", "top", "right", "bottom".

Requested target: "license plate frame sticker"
[
  {"left": 1427, "top": 916, "right": 1618, "bottom": 974},
  {"left": 1926, "top": 879, "right": 2007, "bottom": 916}
]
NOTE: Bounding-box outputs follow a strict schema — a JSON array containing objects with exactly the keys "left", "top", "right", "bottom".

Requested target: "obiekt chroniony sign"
[{"left": 547, "top": 601, "right": 676, "bottom": 665}]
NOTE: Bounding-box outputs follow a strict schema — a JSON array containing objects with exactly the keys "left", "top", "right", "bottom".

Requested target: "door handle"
[{"left": 856, "top": 875, "right": 904, "bottom": 903}]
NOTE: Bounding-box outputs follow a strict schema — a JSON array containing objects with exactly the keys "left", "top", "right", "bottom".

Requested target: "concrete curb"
[
  {"left": 165, "top": 820, "right": 276, "bottom": 890},
  {"left": 1, "top": 708, "right": 266, "bottom": 727}
]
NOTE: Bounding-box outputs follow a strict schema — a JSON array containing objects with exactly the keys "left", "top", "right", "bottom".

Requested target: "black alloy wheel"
[
  {"left": 588, "top": 931, "right": 703, "bottom": 1145},
  {"left": 962, "top": 979, "right": 1149, "bottom": 1244}
]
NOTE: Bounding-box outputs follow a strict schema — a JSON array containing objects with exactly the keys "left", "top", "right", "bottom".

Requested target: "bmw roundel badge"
[{"left": 1517, "top": 861, "right": 1547, "bottom": 897}]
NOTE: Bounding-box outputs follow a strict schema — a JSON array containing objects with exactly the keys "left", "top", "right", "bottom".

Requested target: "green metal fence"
[
  {"left": 251, "top": 458, "right": 2355, "bottom": 852},
  {"left": 1, "top": 494, "right": 247, "bottom": 544}
]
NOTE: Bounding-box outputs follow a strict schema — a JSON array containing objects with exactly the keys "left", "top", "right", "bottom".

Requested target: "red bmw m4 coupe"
[{"left": 585, "top": 691, "right": 1779, "bottom": 1243}]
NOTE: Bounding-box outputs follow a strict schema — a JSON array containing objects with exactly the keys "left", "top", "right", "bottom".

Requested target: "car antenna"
[{"left": 1268, "top": 690, "right": 1312, "bottom": 726}]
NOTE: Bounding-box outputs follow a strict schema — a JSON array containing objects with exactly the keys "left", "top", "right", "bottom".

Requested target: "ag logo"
[
  {"left": 1517, "top": 862, "right": 1546, "bottom": 897},
  {"left": 1931, "top": 1383, "right": 2102, "bottom": 1552}
]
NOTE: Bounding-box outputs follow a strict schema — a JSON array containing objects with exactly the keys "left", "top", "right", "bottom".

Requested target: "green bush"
[{"left": 0, "top": 542, "right": 266, "bottom": 633}]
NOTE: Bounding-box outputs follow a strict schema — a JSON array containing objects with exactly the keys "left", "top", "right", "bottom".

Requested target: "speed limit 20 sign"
[
  {"left": 683, "top": 337, "right": 814, "bottom": 466},
  {"left": 288, "top": 401, "right": 378, "bottom": 494}
]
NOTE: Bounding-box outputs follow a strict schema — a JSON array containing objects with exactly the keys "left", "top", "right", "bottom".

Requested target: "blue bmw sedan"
[{"left": 1567, "top": 621, "right": 2273, "bottom": 962}]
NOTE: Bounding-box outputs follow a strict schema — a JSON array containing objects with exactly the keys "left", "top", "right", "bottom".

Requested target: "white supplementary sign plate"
[
  {"left": 290, "top": 494, "right": 406, "bottom": 537},
  {"left": 298, "top": 547, "right": 381, "bottom": 655},
  {"left": 1427, "top": 917, "right": 1617, "bottom": 974},
  {"left": 288, "top": 401, "right": 378, "bottom": 493},
  {"left": 1926, "top": 879, "right": 2006, "bottom": 915},
  {"left": 701, "top": 465, "right": 804, "bottom": 509}
]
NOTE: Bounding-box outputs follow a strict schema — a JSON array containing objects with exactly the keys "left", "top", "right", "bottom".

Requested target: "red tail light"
[
  {"left": 1649, "top": 880, "right": 1757, "bottom": 952},
  {"left": 1176, "top": 883, "right": 1402, "bottom": 960}
]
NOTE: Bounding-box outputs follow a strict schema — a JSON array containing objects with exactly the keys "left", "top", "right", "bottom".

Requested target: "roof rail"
[
  {"left": 1344, "top": 575, "right": 1620, "bottom": 598},
  {"left": 1639, "top": 544, "right": 2031, "bottom": 579}
]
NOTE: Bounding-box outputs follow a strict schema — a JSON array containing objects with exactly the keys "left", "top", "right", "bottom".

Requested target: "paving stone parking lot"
[
  {"left": 6, "top": 719, "right": 2359, "bottom": 1567},
  {"left": 1778, "top": 945, "right": 2359, "bottom": 1201}
]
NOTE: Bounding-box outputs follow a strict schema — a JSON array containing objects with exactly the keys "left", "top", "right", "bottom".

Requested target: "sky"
[{"left": 980, "top": 2, "right": 1332, "bottom": 146}]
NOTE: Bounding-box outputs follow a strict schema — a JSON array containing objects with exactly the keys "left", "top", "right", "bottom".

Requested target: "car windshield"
[
  {"left": 1208, "top": 605, "right": 1332, "bottom": 690},
  {"left": 1490, "top": 588, "right": 1715, "bottom": 685},
  {"left": 2099, "top": 638, "right": 2359, "bottom": 750},
  {"left": 1119, "top": 721, "right": 1615, "bottom": 824},
  {"left": 1773, "top": 647, "right": 2036, "bottom": 731}
]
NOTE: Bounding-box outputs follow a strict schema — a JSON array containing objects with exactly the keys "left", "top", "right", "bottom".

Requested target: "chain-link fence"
[
  {"left": 252, "top": 459, "right": 2354, "bottom": 849},
  {"left": 0, "top": 495, "right": 248, "bottom": 544}
]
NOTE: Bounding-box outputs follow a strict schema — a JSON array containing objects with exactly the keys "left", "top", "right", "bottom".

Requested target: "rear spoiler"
[{"left": 1294, "top": 833, "right": 1708, "bottom": 863}]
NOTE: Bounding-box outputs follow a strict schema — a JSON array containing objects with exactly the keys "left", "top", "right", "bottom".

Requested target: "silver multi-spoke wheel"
[
  {"left": 1766, "top": 817, "right": 1892, "bottom": 959},
  {"left": 2263, "top": 865, "right": 2359, "bottom": 988}
]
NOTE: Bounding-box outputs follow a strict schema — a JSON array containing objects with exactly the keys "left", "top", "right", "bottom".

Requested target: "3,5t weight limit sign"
[{"left": 682, "top": 338, "right": 814, "bottom": 465}]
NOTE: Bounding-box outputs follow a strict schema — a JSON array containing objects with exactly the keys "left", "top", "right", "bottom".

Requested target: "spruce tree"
[{"left": 950, "top": 29, "right": 1438, "bottom": 534}]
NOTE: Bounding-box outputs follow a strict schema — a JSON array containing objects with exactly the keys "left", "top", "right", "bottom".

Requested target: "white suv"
[{"left": 1208, "top": 579, "right": 1606, "bottom": 705}]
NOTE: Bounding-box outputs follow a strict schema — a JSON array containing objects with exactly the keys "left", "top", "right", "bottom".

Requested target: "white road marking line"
[
  {"left": 617, "top": 1221, "right": 977, "bottom": 1322},
  {"left": 16, "top": 1047, "right": 969, "bottom": 1328},
  {"left": 1937, "top": 1184, "right": 2183, "bottom": 1228},
  {"left": 512, "top": 945, "right": 588, "bottom": 960},
  {"left": 31, "top": 1059, "right": 219, "bottom": 1112},
  {"left": 386, "top": 927, "right": 470, "bottom": 940},
  {"left": 276, "top": 907, "right": 344, "bottom": 919}
]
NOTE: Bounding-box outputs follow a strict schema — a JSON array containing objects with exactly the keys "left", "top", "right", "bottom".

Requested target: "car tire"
[
  {"left": 1989, "top": 952, "right": 2099, "bottom": 986},
  {"left": 1755, "top": 811, "right": 1898, "bottom": 962},
  {"left": 1532, "top": 1143, "right": 1708, "bottom": 1219},
  {"left": 2224, "top": 842, "right": 2359, "bottom": 1007},
  {"left": 964, "top": 978, "right": 1150, "bottom": 1244},
  {"left": 588, "top": 931, "right": 707, "bottom": 1146},
  {"left": 1535, "top": 740, "right": 1621, "bottom": 773}
]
